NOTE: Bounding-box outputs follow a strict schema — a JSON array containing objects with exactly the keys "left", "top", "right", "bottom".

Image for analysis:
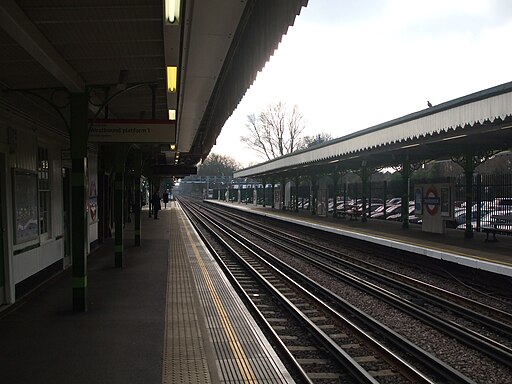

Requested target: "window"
[{"left": 38, "top": 147, "right": 50, "bottom": 237}]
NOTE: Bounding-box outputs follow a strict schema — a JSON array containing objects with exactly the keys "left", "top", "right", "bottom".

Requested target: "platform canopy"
[
  {"left": 0, "top": 0, "right": 308, "bottom": 172},
  {"left": 235, "top": 81, "right": 512, "bottom": 179}
]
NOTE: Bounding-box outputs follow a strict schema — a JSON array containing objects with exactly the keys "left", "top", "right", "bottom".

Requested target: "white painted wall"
[
  {"left": 13, "top": 239, "right": 64, "bottom": 284},
  {"left": 0, "top": 95, "right": 68, "bottom": 299}
]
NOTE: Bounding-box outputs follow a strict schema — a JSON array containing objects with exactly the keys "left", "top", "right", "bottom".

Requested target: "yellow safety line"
[{"left": 183, "top": 219, "right": 259, "bottom": 384}]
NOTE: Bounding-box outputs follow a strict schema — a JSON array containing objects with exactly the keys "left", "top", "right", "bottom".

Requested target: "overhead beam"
[
  {"left": 152, "top": 164, "right": 197, "bottom": 177},
  {"left": 0, "top": 0, "right": 84, "bottom": 92}
]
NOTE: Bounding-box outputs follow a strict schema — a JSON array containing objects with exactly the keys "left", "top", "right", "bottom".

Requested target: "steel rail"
[
  {"left": 180, "top": 199, "right": 382, "bottom": 384},
  {"left": 202, "top": 201, "right": 512, "bottom": 368},
  {"left": 176, "top": 201, "right": 314, "bottom": 384},
  {"left": 181, "top": 198, "right": 472, "bottom": 384},
  {"left": 204, "top": 201, "right": 512, "bottom": 328}
]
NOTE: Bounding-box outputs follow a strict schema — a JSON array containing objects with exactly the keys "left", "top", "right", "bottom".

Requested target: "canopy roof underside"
[{"left": 235, "top": 81, "right": 512, "bottom": 178}]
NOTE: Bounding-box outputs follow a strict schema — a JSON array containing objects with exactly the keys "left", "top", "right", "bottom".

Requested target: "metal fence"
[{"left": 327, "top": 174, "right": 512, "bottom": 231}]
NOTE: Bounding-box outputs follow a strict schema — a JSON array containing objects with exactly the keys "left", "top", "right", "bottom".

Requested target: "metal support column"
[
  {"left": 401, "top": 159, "right": 411, "bottom": 229},
  {"left": 361, "top": 162, "right": 368, "bottom": 223},
  {"left": 464, "top": 154, "right": 475, "bottom": 239},
  {"left": 114, "top": 144, "right": 125, "bottom": 267},
  {"left": 451, "top": 151, "right": 495, "bottom": 238},
  {"left": 383, "top": 180, "right": 388, "bottom": 215},
  {"left": 476, "top": 174, "right": 482, "bottom": 230},
  {"left": 271, "top": 180, "right": 275, "bottom": 208},
  {"left": 125, "top": 173, "right": 132, "bottom": 224},
  {"left": 149, "top": 181, "right": 153, "bottom": 217},
  {"left": 280, "top": 178, "right": 285, "bottom": 209},
  {"left": 262, "top": 178, "right": 266, "bottom": 207},
  {"left": 310, "top": 175, "right": 317, "bottom": 215},
  {"left": 294, "top": 175, "right": 299, "bottom": 213},
  {"left": 134, "top": 152, "right": 142, "bottom": 246},
  {"left": 332, "top": 170, "right": 339, "bottom": 218},
  {"left": 70, "top": 92, "right": 89, "bottom": 312}
]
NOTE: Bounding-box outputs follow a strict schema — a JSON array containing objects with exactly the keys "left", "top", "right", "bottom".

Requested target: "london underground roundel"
[{"left": 425, "top": 187, "right": 439, "bottom": 216}]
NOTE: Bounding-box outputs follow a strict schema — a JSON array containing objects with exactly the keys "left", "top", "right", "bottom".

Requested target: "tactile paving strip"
[
  {"left": 176, "top": 205, "right": 295, "bottom": 384},
  {"left": 162, "top": 207, "right": 212, "bottom": 384}
]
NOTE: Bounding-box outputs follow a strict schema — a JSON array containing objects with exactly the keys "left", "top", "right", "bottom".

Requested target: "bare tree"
[
  {"left": 198, "top": 153, "right": 241, "bottom": 176},
  {"left": 298, "top": 132, "right": 333, "bottom": 150},
  {"left": 241, "top": 102, "right": 306, "bottom": 161}
]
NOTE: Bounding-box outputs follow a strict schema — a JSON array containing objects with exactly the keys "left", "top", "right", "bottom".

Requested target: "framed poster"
[
  {"left": 12, "top": 169, "right": 39, "bottom": 244},
  {"left": 414, "top": 186, "right": 423, "bottom": 215},
  {"left": 441, "top": 186, "right": 451, "bottom": 217}
]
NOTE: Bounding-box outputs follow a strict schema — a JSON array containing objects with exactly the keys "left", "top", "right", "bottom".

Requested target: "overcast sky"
[{"left": 211, "top": 0, "right": 512, "bottom": 167}]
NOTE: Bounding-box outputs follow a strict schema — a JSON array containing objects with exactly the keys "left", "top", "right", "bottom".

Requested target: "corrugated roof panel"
[{"left": 235, "top": 83, "right": 512, "bottom": 178}]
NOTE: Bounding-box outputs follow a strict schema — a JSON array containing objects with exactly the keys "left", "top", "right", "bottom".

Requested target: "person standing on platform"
[
  {"left": 151, "top": 191, "right": 161, "bottom": 219},
  {"left": 162, "top": 191, "right": 169, "bottom": 209}
]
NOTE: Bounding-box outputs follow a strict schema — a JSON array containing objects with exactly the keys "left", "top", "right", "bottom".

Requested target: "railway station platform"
[
  {"left": 0, "top": 203, "right": 293, "bottom": 384},
  {"left": 207, "top": 200, "right": 512, "bottom": 278}
]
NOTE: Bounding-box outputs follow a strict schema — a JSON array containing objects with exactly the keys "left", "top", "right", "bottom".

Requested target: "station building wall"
[{"left": 0, "top": 94, "right": 98, "bottom": 304}]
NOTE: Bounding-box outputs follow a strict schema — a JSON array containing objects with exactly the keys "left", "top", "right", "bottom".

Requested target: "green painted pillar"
[
  {"left": 262, "top": 179, "right": 266, "bottom": 207},
  {"left": 271, "top": 181, "right": 275, "bottom": 209},
  {"left": 464, "top": 155, "right": 475, "bottom": 239},
  {"left": 383, "top": 180, "right": 388, "bottom": 215},
  {"left": 475, "top": 174, "right": 482, "bottom": 230},
  {"left": 401, "top": 160, "right": 410, "bottom": 229},
  {"left": 114, "top": 145, "right": 125, "bottom": 267},
  {"left": 134, "top": 153, "right": 142, "bottom": 246},
  {"left": 294, "top": 176, "right": 299, "bottom": 213},
  {"left": 70, "top": 92, "right": 88, "bottom": 312},
  {"left": 332, "top": 171, "right": 339, "bottom": 218},
  {"left": 361, "top": 164, "right": 368, "bottom": 223},
  {"left": 148, "top": 182, "right": 153, "bottom": 218},
  {"left": 280, "top": 178, "right": 285, "bottom": 209},
  {"left": 0, "top": 165, "right": 5, "bottom": 297},
  {"left": 124, "top": 174, "right": 131, "bottom": 224},
  {"left": 311, "top": 176, "right": 317, "bottom": 215}
]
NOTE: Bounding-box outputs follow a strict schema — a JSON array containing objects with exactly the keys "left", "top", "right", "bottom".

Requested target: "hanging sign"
[{"left": 89, "top": 119, "right": 176, "bottom": 143}]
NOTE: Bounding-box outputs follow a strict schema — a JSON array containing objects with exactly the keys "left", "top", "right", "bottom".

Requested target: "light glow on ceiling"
[
  {"left": 166, "top": 0, "right": 180, "bottom": 24},
  {"left": 167, "top": 66, "right": 177, "bottom": 93}
]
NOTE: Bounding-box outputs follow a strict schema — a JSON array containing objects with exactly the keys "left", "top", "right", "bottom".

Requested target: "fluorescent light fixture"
[
  {"left": 166, "top": 0, "right": 180, "bottom": 24},
  {"left": 168, "top": 109, "right": 176, "bottom": 120},
  {"left": 167, "top": 66, "right": 177, "bottom": 93},
  {"left": 401, "top": 143, "right": 420, "bottom": 149},
  {"left": 500, "top": 125, "right": 512, "bottom": 130},
  {"left": 441, "top": 134, "right": 467, "bottom": 141}
]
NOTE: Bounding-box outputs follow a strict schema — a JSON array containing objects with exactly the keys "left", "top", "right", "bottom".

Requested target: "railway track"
[
  {"left": 200, "top": 201, "right": 512, "bottom": 357},
  {"left": 179, "top": 198, "right": 498, "bottom": 383}
]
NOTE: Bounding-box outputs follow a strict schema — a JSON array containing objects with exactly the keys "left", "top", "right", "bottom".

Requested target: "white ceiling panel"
[
  {"left": 1, "top": 0, "right": 308, "bottom": 169},
  {"left": 176, "top": 0, "right": 247, "bottom": 153}
]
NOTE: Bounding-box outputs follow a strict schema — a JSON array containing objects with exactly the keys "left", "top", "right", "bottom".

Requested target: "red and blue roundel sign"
[{"left": 424, "top": 187, "right": 440, "bottom": 215}]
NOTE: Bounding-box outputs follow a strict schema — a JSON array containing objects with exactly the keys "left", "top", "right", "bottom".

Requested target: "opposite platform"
[{"left": 207, "top": 200, "right": 512, "bottom": 278}]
